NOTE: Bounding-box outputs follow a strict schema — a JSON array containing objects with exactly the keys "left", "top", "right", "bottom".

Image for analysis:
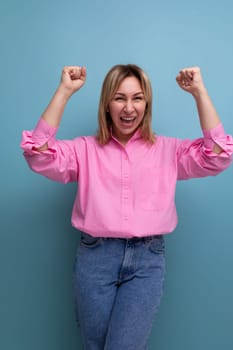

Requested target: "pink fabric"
[{"left": 21, "top": 118, "right": 233, "bottom": 238}]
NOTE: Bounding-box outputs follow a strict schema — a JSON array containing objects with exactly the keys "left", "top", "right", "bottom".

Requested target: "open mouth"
[{"left": 120, "top": 117, "right": 136, "bottom": 124}]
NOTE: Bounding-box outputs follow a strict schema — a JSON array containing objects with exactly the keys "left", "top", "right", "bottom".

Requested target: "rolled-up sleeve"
[
  {"left": 21, "top": 117, "right": 58, "bottom": 154},
  {"left": 21, "top": 118, "right": 79, "bottom": 183},
  {"left": 177, "top": 123, "right": 233, "bottom": 180}
]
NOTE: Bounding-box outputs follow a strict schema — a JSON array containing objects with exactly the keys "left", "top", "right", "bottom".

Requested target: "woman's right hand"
[{"left": 59, "top": 66, "right": 87, "bottom": 96}]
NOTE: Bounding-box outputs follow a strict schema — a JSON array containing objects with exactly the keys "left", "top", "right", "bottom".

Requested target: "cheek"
[
  {"left": 109, "top": 104, "right": 122, "bottom": 117},
  {"left": 139, "top": 103, "right": 147, "bottom": 117}
]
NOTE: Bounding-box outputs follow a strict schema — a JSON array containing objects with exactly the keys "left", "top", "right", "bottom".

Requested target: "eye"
[
  {"left": 134, "top": 96, "right": 144, "bottom": 101},
  {"left": 114, "top": 96, "right": 125, "bottom": 101}
]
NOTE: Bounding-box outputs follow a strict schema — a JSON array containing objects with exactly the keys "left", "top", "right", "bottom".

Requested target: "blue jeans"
[{"left": 73, "top": 232, "right": 166, "bottom": 350}]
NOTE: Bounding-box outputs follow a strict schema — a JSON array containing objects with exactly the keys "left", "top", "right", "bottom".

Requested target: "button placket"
[{"left": 121, "top": 151, "right": 131, "bottom": 227}]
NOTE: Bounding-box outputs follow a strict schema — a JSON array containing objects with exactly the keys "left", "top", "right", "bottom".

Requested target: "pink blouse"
[{"left": 21, "top": 118, "right": 233, "bottom": 238}]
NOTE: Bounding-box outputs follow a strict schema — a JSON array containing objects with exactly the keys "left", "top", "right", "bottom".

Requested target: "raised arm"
[
  {"left": 176, "top": 67, "right": 222, "bottom": 153},
  {"left": 37, "top": 66, "right": 86, "bottom": 151}
]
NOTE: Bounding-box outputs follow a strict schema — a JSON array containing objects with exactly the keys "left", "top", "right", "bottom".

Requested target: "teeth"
[{"left": 120, "top": 117, "right": 135, "bottom": 121}]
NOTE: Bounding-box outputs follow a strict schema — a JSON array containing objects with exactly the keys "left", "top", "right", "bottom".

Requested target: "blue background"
[{"left": 1, "top": 0, "right": 233, "bottom": 349}]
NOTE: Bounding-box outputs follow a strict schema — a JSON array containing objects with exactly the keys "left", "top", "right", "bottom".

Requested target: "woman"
[{"left": 21, "top": 64, "right": 232, "bottom": 349}]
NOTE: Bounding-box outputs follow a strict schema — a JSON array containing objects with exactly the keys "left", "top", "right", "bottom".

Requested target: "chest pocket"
[{"left": 138, "top": 167, "right": 175, "bottom": 211}]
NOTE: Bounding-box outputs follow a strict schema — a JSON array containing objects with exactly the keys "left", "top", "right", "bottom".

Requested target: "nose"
[{"left": 124, "top": 99, "right": 134, "bottom": 114}]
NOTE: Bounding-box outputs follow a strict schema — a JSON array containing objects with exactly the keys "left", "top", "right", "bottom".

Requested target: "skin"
[
  {"left": 107, "top": 76, "right": 147, "bottom": 144},
  {"left": 176, "top": 67, "right": 222, "bottom": 153},
  {"left": 37, "top": 65, "right": 222, "bottom": 153}
]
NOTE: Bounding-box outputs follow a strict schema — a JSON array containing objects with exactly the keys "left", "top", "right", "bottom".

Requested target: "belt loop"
[{"left": 144, "top": 236, "right": 150, "bottom": 243}]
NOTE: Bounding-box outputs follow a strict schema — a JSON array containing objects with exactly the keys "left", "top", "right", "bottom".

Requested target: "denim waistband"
[
  {"left": 101, "top": 234, "right": 163, "bottom": 243},
  {"left": 81, "top": 231, "right": 163, "bottom": 243}
]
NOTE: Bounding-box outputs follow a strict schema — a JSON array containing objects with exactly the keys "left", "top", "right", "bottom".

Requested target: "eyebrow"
[{"left": 114, "top": 91, "right": 144, "bottom": 96}]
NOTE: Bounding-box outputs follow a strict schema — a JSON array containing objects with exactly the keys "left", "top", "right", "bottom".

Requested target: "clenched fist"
[
  {"left": 176, "top": 67, "right": 206, "bottom": 97},
  {"left": 60, "top": 66, "right": 87, "bottom": 95}
]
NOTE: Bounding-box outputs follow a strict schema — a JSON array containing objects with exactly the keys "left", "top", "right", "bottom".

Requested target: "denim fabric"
[{"left": 73, "top": 232, "right": 166, "bottom": 350}]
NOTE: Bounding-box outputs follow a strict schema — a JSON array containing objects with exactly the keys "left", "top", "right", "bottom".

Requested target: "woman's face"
[{"left": 107, "top": 76, "right": 146, "bottom": 144}]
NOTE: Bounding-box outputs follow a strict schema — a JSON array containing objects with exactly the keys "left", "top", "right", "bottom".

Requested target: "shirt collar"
[{"left": 110, "top": 128, "right": 143, "bottom": 145}]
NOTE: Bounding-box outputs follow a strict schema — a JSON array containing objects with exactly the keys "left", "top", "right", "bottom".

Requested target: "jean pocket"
[
  {"left": 80, "top": 232, "right": 102, "bottom": 249},
  {"left": 148, "top": 236, "right": 165, "bottom": 255}
]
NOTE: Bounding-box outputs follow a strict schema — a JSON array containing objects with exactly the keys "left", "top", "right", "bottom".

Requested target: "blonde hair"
[{"left": 97, "top": 64, "right": 155, "bottom": 145}]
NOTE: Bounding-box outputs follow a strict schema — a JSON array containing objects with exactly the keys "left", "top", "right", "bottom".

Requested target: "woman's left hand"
[{"left": 176, "top": 67, "right": 206, "bottom": 97}]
